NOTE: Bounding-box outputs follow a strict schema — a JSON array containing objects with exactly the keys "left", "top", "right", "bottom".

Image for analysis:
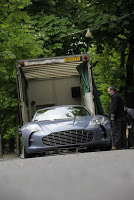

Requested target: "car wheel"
[
  {"left": 100, "top": 140, "right": 112, "bottom": 151},
  {"left": 21, "top": 146, "right": 33, "bottom": 158},
  {"left": 99, "top": 146, "right": 110, "bottom": 151}
]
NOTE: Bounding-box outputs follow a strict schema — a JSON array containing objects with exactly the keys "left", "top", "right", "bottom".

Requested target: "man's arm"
[{"left": 110, "top": 95, "right": 118, "bottom": 120}]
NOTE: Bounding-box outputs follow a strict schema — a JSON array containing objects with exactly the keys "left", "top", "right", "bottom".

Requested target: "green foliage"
[
  {"left": 30, "top": 14, "right": 74, "bottom": 56},
  {"left": 0, "top": 0, "right": 43, "bottom": 153},
  {"left": 79, "top": 0, "right": 134, "bottom": 108},
  {"left": 89, "top": 45, "right": 126, "bottom": 115}
]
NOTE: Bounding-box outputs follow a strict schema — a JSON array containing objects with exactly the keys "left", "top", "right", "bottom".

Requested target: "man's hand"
[{"left": 111, "top": 114, "right": 115, "bottom": 121}]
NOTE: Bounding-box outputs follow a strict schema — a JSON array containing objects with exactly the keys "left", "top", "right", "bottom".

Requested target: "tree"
[
  {"left": 0, "top": 0, "right": 43, "bottom": 153},
  {"left": 25, "top": 0, "right": 87, "bottom": 56},
  {"left": 89, "top": 45, "right": 124, "bottom": 114},
  {"left": 78, "top": 0, "right": 134, "bottom": 107}
]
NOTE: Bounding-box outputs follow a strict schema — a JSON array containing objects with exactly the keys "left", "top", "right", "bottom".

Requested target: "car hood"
[{"left": 36, "top": 116, "right": 93, "bottom": 132}]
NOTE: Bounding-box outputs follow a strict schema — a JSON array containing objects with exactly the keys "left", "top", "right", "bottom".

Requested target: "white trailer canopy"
[{"left": 17, "top": 54, "right": 89, "bottom": 80}]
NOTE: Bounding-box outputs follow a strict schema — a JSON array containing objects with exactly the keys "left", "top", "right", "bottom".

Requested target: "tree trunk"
[
  {"left": 126, "top": 36, "right": 134, "bottom": 107},
  {"left": 9, "top": 137, "right": 14, "bottom": 153},
  {"left": 119, "top": 41, "right": 127, "bottom": 98}
]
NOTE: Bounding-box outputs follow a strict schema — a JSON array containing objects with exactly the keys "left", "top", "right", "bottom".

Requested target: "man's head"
[{"left": 108, "top": 85, "right": 116, "bottom": 96}]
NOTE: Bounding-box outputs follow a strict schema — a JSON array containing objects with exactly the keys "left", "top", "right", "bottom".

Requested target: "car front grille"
[{"left": 42, "top": 130, "right": 93, "bottom": 146}]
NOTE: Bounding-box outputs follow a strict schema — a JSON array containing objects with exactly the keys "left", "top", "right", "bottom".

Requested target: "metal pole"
[{"left": 87, "top": 62, "right": 95, "bottom": 114}]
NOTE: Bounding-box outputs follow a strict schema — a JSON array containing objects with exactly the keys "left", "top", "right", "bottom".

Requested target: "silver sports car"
[{"left": 21, "top": 105, "right": 112, "bottom": 158}]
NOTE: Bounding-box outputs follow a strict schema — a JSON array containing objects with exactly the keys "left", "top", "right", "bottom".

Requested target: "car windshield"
[{"left": 33, "top": 106, "right": 91, "bottom": 122}]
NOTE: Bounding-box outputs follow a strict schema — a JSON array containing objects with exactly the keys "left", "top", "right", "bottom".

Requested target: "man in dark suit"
[
  {"left": 108, "top": 85, "right": 124, "bottom": 150},
  {"left": 124, "top": 106, "right": 134, "bottom": 148}
]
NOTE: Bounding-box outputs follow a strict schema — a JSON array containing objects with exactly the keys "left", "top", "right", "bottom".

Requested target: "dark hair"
[{"left": 108, "top": 85, "right": 116, "bottom": 91}]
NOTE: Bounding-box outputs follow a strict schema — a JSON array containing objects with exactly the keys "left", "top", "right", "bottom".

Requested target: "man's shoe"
[
  {"left": 112, "top": 146, "right": 118, "bottom": 150},
  {"left": 129, "top": 146, "right": 134, "bottom": 149}
]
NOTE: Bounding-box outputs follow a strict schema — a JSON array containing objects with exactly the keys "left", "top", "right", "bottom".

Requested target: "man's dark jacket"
[{"left": 110, "top": 92, "right": 124, "bottom": 119}]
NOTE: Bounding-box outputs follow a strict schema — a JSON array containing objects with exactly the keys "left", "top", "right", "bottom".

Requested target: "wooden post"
[{"left": 0, "top": 109, "right": 3, "bottom": 158}]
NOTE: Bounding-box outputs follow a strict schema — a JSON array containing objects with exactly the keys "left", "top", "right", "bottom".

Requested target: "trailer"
[{"left": 16, "top": 54, "right": 101, "bottom": 125}]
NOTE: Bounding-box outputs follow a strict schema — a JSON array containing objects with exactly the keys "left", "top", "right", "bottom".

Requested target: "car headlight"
[
  {"left": 89, "top": 116, "right": 105, "bottom": 126},
  {"left": 27, "top": 124, "right": 43, "bottom": 132}
]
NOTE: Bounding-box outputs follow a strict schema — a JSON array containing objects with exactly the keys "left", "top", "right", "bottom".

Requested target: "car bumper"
[{"left": 23, "top": 125, "right": 112, "bottom": 154}]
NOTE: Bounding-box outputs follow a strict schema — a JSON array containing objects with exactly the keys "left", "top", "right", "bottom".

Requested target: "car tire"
[
  {"left": 99, "top": 138, "right": 112, "bottom": 151},
  {"left": 21, "top": 146, "right": 33, "bottom": 158},
  {"left": 99, "top": 145, "right": 111, "bottom": 151}
]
